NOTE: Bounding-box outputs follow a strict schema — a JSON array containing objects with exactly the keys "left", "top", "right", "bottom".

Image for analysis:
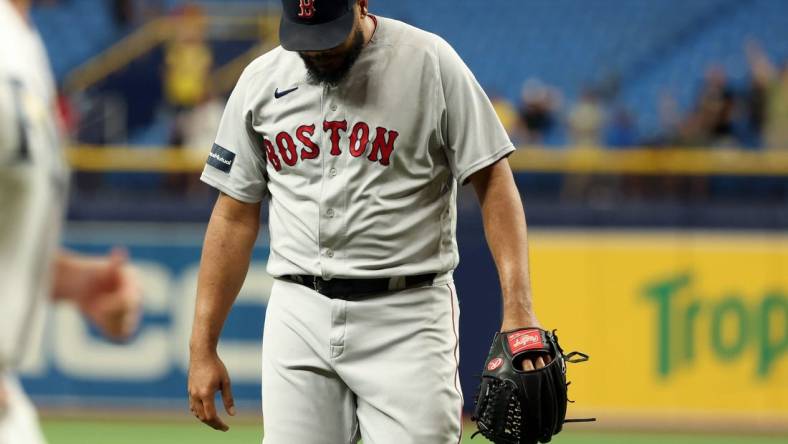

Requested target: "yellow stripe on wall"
[
  {"left": 507, "top": 146, "right": 788, "bottom": 175},
  {"left": 66, "top": 146, "right": 206, "bottom": 173},
  {"left": 66, "top": 145, "right": 788, "bottom": 176}
]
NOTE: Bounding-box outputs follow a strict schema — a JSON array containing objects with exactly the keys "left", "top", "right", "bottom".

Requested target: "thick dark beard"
[{"left": 300, "top": 29, "right": 365, "bottom": 88}]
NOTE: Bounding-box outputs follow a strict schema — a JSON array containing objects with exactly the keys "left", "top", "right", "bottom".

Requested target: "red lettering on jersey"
[
  {"left": 298, "top": 0, "right": 316, "bottom": 18},
  {"left": 263, "top": 138, "right": 281, "bottom": 172},
  {"left": 348, "top": 122, "right": 370, "bottom": 158},
  {"left": 368, "top": 127, "right": 399, "bottom": 166},
  {"left": 323, "top": 120, "right": 348, "bottom": 156},
  {"left": 297, "top": 124, "right": 320, "bottom": 160},
  {"left": 276, "top": 131, "right": 298, "bottom": 167}
]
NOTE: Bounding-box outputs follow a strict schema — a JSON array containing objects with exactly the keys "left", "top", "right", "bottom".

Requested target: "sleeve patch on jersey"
[{"left": 207, "top": 144, "right": 236, "bottom": 173}]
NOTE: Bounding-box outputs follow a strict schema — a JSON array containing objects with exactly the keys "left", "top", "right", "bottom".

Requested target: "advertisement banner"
[{"left": 530, "top": 231, "right": 788, "bottom": 421}]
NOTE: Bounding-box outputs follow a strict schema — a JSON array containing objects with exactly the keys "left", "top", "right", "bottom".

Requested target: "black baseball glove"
[{"left": 471, "top": 328, "right": 593, "bottom": 444}]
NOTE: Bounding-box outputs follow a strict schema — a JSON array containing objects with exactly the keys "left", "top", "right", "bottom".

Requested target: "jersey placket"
[{"left": 318, "top": 86, "right": 346, "bottom": 280}]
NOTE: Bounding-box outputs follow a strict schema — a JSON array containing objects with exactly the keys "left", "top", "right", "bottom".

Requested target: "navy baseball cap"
[{"left": 280, "top": 0, "right": 357, "bottom": 52}]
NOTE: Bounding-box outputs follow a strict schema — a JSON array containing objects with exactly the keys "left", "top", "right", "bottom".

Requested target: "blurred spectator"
[
  {"left": 164, "top": 4, "right": 212, "bottom": 110},
  {"left": 766, "top": 64, "right": 788, "bottom": 149},
  {"left": 692, "top": 65, "right": 736, "bottom": 146},
  {"left": 743, "top": 40, "right": 769, "bottom": 147},
  {"left": 562, "top": 90, "right": 618, "bottom": 203},
  {"left": 518, "top": 78, "right": 560, "bottom": 144},
  {"left": 747, "top": 40, "right": 788, "bottom": 150},
  {"left": 163, "top": 4, "right": 213, "bottom": 145},
  {"left": 567, "top": 88, "right": 604, "bottom": 147}
]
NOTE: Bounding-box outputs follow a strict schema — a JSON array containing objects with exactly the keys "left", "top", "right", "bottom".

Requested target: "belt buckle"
[{"left": 313, "top": 277, "right": 324, "bottom": 294}]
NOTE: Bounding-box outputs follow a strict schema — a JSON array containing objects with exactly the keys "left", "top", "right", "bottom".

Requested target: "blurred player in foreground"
[
  {"left": 0, "top": 1, "right": 142, "bottom": 442},
  {"left": 188, "top": 0, "right": 548, "bottom": 442}
]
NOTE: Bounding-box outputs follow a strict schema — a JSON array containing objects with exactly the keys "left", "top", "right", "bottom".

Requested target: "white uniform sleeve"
[
  {"left": 0, "top": 76, "right": 21, "bottom": 165},
  {"left": 200, "top": 69, "right": 268, "bottom": 203},
  {"left": 436, "top": 38, "right": 515, "bottom": 185}
]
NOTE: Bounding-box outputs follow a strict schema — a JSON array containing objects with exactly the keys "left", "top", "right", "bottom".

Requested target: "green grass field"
[{"left": 42, "top": 419, "right": 788, "bottom": 444}]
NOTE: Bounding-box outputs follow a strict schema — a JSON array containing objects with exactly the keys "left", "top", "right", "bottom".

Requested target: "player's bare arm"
[
  {"left": 469, "top": 158, "right": 548, "bottom": 370},
  {"left": 52, "top": 248, "right": 141, "bottom": 341},
  {"left": 188, "top": 192, "right": 260, "bottom": 432}
]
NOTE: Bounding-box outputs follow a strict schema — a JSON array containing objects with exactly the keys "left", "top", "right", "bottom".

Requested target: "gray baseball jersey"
[
  {"left": 201, "top": 16, "right": 514, "bottom": 280},
  {"left": 0, "top": 0, "right": 68, "bottom": 372}
]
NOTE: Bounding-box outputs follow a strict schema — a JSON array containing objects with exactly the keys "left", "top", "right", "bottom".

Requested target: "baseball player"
[
  {"left": 188, "top": 0, "right": 547, "bottom": 442},
  {"left": 0, "top": 1, "right": 142, "bottom": 442}
]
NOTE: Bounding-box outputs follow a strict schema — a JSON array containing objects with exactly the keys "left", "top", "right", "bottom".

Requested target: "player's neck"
[{"left": 361, "top": 14, "right": 376, "bottom": 47}]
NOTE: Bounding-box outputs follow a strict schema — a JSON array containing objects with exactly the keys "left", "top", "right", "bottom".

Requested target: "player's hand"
[
  {"left": 520, "top": 353, "right": 551, "bottom": 371},
  {"left": 188, "top": 350, "right": 235, "bottom": 431},
  {"left": 77, "top": 248, "right": 142, "bottom": 341},
  {"left": 501, "top": 315, "right": 552, "bottom": 371}
]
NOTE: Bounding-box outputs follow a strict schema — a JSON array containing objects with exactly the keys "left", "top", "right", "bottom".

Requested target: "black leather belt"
[{"left": 282, "top": 273, "right": 437, "bottom": 299}]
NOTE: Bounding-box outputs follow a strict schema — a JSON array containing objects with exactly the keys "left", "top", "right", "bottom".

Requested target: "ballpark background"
[{"left": 20, "top": 0, "right": 788, "bottom": 443}]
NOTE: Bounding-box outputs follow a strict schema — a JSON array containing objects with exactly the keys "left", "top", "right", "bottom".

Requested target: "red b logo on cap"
[{"left": 298, "top": 0, "right": 316, "bottom": 18}]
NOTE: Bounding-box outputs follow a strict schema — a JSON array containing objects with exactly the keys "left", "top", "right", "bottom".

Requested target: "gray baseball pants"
[{"left": 261, "top": 277, "right": 463, "bottom": 444}]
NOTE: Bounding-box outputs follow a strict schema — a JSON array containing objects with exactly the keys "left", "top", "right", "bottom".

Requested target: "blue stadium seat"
[{"left": 31, "top": 0, "right": 129, "bottom": 82}]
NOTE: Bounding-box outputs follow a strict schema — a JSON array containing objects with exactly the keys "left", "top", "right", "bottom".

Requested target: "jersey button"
[
  {"left": 329, "top": 168, "right": 338, "bottom": 177},
  {"left": 326, "top": 249, "right": 335, "bottom": 258},
  {"left": 326, "top": 208, "right": 335, "bottom": 218},
  {"left": 330, "top": 104, "right": 338, "bottom": 111}
]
